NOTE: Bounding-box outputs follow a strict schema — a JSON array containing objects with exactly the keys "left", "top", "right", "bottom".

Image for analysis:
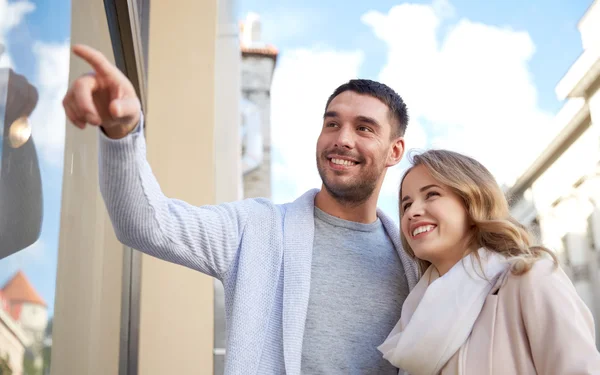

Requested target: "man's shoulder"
[
  {"left": 277, "top": 188, "right": 320, "bottom": 212},
  {"left": 376, "top": 208, "right": 400, "bottom": 234},
  {"left": 229, "top": 188, "right": 319, "bottom": 220},
  {"left": 227, "top": 196, "right": 282, "bottom": 215}
]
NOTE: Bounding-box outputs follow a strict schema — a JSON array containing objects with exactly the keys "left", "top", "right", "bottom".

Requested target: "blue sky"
[
  {"left": 236, "top": 0, "right": 594, "bottom": 220},
  {"left": 0, "top": 0, "right": 71, "bottom": 317},
  {"left": 0, "top": 0, "right": 594, "bottom": 317},
  {"left": 238, "top": 0, "right": 591, "bottom": 114}
]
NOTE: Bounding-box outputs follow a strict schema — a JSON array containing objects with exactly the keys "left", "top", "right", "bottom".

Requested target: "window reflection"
[
  {"left": 0, "top": 0, "right": 69, "bottom": 373},
  {"left": 0, "top": 63, "right": 43, "bottom": 260}
]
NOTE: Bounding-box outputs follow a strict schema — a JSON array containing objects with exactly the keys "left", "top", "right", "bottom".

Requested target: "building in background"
[
  {"left": 509, "top": 0, "right": 600, "bottom": 345},
  {"left": 0, "top": 271, "right": 48, "bottom": 375},
  {"left": 0, "top": 295, "right": 29, "bottom": 375},
  {"left": 213, "top": 12, "right": 277, "bottom": 374},
  {"left": 239, "top": 13, "right": 277, "bottom": 199}
]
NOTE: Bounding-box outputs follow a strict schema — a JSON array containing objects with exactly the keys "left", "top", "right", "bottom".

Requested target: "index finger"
[{"left": 72, "top": 44, "right": 117, "bottom": 77}]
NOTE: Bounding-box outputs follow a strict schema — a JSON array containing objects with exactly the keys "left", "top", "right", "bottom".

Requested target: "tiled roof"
[
  {"left": 7, "top": 304, "right": 23, "bottom": 321},
  {"left": 1, "top": 270, "right": 46, "bottom": 307},
  {"left": 241, "top": 45, "right": 278, "bottom": 58}
]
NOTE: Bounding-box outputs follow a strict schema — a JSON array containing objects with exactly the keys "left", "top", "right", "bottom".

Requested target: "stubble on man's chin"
[{"left": 316, "top": 156, "right": 380, "bottom": 207}]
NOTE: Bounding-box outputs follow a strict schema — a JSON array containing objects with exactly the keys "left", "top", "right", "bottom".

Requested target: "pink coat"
[{"left": 436, "top": 259, "right": 600, "bottom": 374}]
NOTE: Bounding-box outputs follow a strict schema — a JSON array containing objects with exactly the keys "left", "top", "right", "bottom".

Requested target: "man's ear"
[{"left": 387, "top": 137, "right": 405, "bottom": 167}]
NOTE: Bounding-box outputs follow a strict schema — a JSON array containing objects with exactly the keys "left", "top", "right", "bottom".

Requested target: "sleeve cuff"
[{"left": 98, "top": 111, "right": 144, "bottom": 142}]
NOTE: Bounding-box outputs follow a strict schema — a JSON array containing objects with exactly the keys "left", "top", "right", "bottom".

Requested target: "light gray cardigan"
[{"left": 98, "top": 118, "right": 418, "bottom": 375}]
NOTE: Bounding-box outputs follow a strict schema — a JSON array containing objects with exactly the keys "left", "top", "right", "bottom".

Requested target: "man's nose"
[{"left": 334, "top": 126, "right": 354, "bottom": 149}]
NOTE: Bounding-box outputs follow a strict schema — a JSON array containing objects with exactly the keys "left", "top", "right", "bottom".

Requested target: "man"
[{"left": 63, "top": 44, "right": 418, "bottom": 375}]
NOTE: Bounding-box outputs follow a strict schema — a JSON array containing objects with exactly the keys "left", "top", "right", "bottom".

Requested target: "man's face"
[{"left": 316, "top": 91, "right": 404, "bottom": 204}]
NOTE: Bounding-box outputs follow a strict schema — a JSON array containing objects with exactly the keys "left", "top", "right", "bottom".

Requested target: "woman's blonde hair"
[{"left": 400, "top": 149, "right": 558, "bottom": 276}]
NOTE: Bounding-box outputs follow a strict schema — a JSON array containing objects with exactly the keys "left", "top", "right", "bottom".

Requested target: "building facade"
[
  {"left": 240, "top": 13, "right": 277, "bottom": 199},
  {"left": 213, "top": 12, "right": 277, "bottom": 374},
  {"left": 0, "top": 271, "right": 48, "bottom": 375},
  {"left": 509, "top": 0, "right": 600, "bottom": 345}
]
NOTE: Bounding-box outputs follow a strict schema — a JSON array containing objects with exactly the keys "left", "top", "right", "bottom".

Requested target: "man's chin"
[
  {"left": 323, "top": 177, "right": 356, "bottom": 192},
  {"left": 323, "top": 182, "right": 375, "bottom": 203}
]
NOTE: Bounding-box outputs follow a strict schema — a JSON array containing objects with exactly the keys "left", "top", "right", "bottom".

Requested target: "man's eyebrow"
[
  {"left": 323, "top": 112, "right": 382, "bottom": 128},
  {"left": 356, "top": 115, "right": 381, "bottom": 128},
  {"left": 400, "top": 184, "right": 441, "bottom": 203},
  {"left": 324, "top": 111, "right": 338, "bottom": 119}
]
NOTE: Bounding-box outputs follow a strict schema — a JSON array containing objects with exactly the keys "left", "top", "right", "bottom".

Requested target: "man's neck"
[{"left": 314, "top": 187, "right": 379, "bottom": 224}]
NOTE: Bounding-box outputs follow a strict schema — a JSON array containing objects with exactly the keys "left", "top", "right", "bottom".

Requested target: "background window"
[{"left": 0, "top": 0, "right": 71, "bottom": 374}]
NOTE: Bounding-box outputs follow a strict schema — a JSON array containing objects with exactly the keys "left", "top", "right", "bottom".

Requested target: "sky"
[
  {"left": 0, "top": 0, "right": 594, "bottom": 317},
  {"left": 0, "top": 0, "right": 71, "bottom": 317},
  {"left": 237, "top": 0, "right": 593, "bottom": 222}
]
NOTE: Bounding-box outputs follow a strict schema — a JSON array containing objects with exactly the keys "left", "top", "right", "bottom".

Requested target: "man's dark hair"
[{"left": 324, "top": 79, "right": 408, "bottom": 137}]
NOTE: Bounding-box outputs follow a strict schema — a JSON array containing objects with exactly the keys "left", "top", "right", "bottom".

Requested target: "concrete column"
[
  {"left": 51, "top": 0, "right": 124, "bottom": 374},
  {"left": 138, "top": 0, "right": 218, "bottom": 374},
  {"left": 214, "top": 0, "right": 240, "bottom": 373},
  {"left": 215, "top": 0, "right": 242, "bottom": 203}
]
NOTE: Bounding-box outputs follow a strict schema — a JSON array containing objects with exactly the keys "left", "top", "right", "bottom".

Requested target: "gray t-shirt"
[{"left": 301, "top": 207, "right": 409, "bottom": 374}]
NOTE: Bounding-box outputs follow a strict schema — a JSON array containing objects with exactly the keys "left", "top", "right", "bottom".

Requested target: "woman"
[{"left": 378, "top": 149, "right": 600, "bottom": 374}]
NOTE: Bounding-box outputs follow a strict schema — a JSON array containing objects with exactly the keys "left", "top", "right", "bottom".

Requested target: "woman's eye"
[
  {"left": 402, "top": 202, "right": 412, "bottom": 211},
  {"left": 426, "top": 191, "right": 440, "bottom": 199}
]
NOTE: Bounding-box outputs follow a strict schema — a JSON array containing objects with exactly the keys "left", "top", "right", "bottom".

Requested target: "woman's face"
[{"left": 400, "top": 165, "right": 473, "bottom": 275}]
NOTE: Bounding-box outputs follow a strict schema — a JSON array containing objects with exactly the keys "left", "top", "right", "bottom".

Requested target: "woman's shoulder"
[{"left": 502, "top": 257, "right": 571, "bottom": 296}]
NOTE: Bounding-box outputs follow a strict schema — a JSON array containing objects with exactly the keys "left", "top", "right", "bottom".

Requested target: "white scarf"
[{"left": 378, "top": 248, "right": 509, "bottom": 375}]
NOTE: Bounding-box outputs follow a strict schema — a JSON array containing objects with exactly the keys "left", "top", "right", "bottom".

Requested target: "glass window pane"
[
  {"left": 213, "top": 353, "right": 225, "bottom": 375},
  {"left": 0, "top": 0, "right": 70, "bottom": 374},
  {"left": 213, "top": 280, "right": 226, "bottom": 349},
  {"left": 136, "top": 0, "right": 149, "bottom": 84}
]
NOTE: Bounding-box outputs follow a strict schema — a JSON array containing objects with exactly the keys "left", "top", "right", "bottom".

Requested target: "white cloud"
[
  {"left": 270, "top": 47, "right": 364, "bottom": 203},
  {"left": 362, "top": 0, "right": 562, "bottom": 187},
  {"left": 29, "top": 40, "right": 70, "bottom": 166},
  {"left": 0, "top": 0, "right": 36, "bottom": 68},
  {"left": 267, "top": 0, "right": 564, "bottom": 222}
]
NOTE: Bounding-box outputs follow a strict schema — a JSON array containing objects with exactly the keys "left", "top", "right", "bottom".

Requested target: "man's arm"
[
  {"left": 99, "top": 115, "right": 247, "bottom": 278},
  {"left": 63, "top": 44, "right": 248, "bottom": 279}
]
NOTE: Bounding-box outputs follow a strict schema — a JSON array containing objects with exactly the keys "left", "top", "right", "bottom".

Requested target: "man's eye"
[
  {"left": 326, "top": 122, "right": 338, "bottom": 128},
  {"left": 358, "top": 126, "right": 372, "bottom": 132}
]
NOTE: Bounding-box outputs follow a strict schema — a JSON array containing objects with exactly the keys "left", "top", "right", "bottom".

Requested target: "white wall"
[
  {"left": 18, "top": 303, "right": 48, "bottom": 342},
  {"left": 579, "top": 0, "right": 600, "bottom": 51},
  {"left": 241, "top": 56, "right": 275, "bottom": 199},
  {"left": 0, "top": 315, "right": 25, "bottom": 375},
  {"left": 531, "top": 125, "right": 597, "bottom": 214}
]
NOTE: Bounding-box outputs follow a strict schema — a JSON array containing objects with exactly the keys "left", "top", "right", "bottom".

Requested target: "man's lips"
[
  {"left": 326, "top": 153, "right": 361, "bottom": 165},
  {"left": 327, "top": 155, "right": 360, "bottom": 172}
]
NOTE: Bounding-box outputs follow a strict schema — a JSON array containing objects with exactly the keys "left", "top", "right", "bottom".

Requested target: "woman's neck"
[{"left": 431, "top": 244, "right": 478, "bottom": 276}]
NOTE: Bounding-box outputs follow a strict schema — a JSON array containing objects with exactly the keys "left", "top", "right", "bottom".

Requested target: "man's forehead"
[{"left": 326, "top": 91, "right": 389, "bottom": 117}]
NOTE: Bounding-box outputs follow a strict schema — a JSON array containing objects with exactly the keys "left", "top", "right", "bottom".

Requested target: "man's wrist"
[{"left": 102, "top": 121, "right": 138, "bottom": 139}]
